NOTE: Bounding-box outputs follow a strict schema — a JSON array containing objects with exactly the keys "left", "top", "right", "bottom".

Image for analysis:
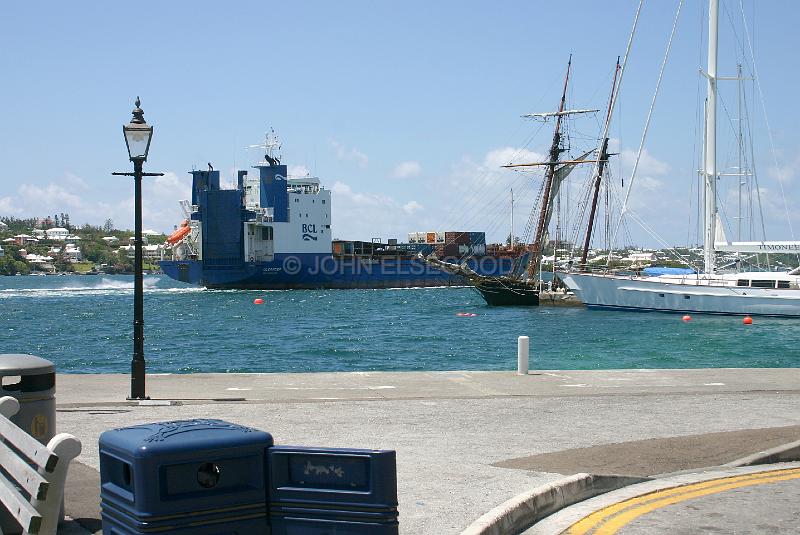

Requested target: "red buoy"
[
  {"left": 253, "top": 298, "right": 264, "bottom": 305},
  {"left": 682, "top": 315, "right": 692, "bottom": 322},
  {"left": 743, "top": 316, "right": 753, "bottom": 325}
]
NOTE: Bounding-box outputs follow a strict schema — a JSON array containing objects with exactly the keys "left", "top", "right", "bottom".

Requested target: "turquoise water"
[{"left": 0, "top": 275, "right": 797, "bottom": 373}]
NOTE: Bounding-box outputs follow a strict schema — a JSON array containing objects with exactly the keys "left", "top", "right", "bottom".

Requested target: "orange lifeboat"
[{"left": 166, "top": 220, "right": 191, "bottom": 245}]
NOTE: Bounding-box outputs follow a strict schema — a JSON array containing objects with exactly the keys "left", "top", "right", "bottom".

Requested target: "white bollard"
[{"left": 517, "top": 336, "right": 529, "bottom": 375}]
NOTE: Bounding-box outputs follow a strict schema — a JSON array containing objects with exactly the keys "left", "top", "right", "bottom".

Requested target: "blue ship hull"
[{"left": 161, "top": 254, "right": 514, "bottom": 289}]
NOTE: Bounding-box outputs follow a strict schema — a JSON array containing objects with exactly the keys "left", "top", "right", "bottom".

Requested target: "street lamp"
[{"left": 113, "top": 97, "right": 163, "bottom": 400}]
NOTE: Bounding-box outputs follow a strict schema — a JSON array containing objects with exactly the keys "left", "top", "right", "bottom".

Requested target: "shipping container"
[
  {"left": 469, "top": 232, "right": 486, "bottom": 245},
  {"left": 333, "top": 242, "right": 344, "bottom": 255},
  {"left": 472, "top": 244, "right": 487, "bottom": 255},
  {"left": 426, "top": 232, "right": 437, "bottom": 244},
  {"left": 443, "top": 243, "right": 460, "bottom": 257},
  {"left": 458, "top": 244, "right": 470, "bottom": 255},
  {"left": 444, "top": 231, "right": 470, "bottom": 245},
  {"left": 436, "top": 231, "right": 445, "bottom": 243}
]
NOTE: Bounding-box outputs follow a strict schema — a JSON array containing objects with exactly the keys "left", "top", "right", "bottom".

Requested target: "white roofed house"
[
  {"left": 622, "top": 251, "right": 657, "bottom": 268},
  {"left": 0, "top": 245, "right": 4, "bottom": 258},
  {"left": 102, "top": 236, "right": 119, "bottom": 245},
  {"left": 64, "top": 245, "right": 82, "bottom": 262},
  {"left": 118, "top": 242, "right": 164, "bottom": 261},
  {"left": 25, "top": 253, "right": 56, "bottom": 273},
  {"left": 45, "top": 227, "right": 69, "bottom": 241},
  {"left": 0, "top": 221, "right": 7, "bottom": 231}
]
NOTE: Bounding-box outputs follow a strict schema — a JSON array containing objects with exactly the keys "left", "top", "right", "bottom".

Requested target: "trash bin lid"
[
  {"left": 0, "top": 354, "right": 55, "bottom": 375},
  {"left": 100, "top": 419, "right": 273, "bottom": 459}
]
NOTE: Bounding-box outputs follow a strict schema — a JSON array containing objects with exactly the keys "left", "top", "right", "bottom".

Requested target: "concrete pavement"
[{"left": 52, "top": 369, "right": 800, "bottom": 534}]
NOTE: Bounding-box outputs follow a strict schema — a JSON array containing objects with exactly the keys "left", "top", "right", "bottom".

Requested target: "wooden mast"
[
  {"left": 580, "top": 58, "right": 621, "bottom": 269},
  {"left": 528, "top": 56, "right": 572, "bottom": 280}
]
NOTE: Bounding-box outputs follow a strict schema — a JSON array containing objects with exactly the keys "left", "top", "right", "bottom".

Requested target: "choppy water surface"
[{"left": 0, "top": 275, "right": 797, "bottom": 373}]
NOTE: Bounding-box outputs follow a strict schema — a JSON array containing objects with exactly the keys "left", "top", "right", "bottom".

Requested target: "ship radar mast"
[{"left": 247, "top": 128, "right": 282, "bottom": 166}]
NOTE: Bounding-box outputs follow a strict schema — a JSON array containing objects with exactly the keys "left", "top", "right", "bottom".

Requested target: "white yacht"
[{"left": 560, "top": 0, "right": 800, "bottom": 317}]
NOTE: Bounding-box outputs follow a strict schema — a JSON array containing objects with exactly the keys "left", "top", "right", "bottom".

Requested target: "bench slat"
[
  {"left": 0, "top": 469, "right": 43, "bottom": 534},
  {"left": 0, "top": 418, "right": 57, "bottom": 473},
  {"left": 0, "top": 439, "right": 49, "bottom": 500}
]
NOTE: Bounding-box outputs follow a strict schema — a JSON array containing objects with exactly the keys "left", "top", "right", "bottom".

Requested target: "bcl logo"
[{"left": 302, "top": 224, "right": 318, "bottom": 241}]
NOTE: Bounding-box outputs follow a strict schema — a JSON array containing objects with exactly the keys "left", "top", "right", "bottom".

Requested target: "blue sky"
[{"left": 0, "top": 1, "right": 797, "bottom": 248}]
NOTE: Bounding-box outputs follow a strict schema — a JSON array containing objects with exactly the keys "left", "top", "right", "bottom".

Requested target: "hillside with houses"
[{"left": 0, "top": 216, "right": 167, "bottom": 275}]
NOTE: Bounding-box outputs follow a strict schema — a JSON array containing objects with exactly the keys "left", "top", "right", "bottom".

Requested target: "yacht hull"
[{"left": 559, "top": 272, "right": 800, "bottom": 317}]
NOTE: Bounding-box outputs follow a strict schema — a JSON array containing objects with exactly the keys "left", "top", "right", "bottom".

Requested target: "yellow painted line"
[
  {"left": 566, "top": 467, "right": 800, "bottom": 535},
  {"left": 595, "top": 470, "right": 800, "bottom": 534}
]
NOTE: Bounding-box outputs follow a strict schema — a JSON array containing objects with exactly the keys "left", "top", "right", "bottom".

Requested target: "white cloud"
[
  {"left": 1, "top": 171, "right": 192, "bottom": 233},
  {"left": 18, "top": 183, "right": 84, "bottom": 209},
  {"left": 64, "top": 172, "right": 90, "bottom": 190},
  {"left": 424, "top": 146, "right": 550, "bottom": 244},
  {"left": 288, "top": 165, "right": 311, "bottom": 177},
  {"left": 142, "top": 172, "right": 193, "bottom": 230},
  {"left": 330, "top": 181, "right": 432, "bottom": 241},
  {"left": 484, "top": 147, "right": 545, "bottom": 170},
  {"left": 619, "top": 147, "right": 670, "bottom": 177},
  {"left": 768, "top": 154, "right": 800, "bottom": 184},
  {"left": 0, "top": 197, "right": 21, "bottom": 215},
  {"left": 392, "top": 161, "right": 421, "bottom": 179},
  {"left": 403, "top": 200, "right": 423, "bottom": 215},
  {"left": 330, "top": 140, "right": 369, "bottom": 168},
  {"left": 635, "top": 176, "right": 664, "bottom": 192},
  {"left": 149, "top": 172, "right": 191, "bottom": 204}
]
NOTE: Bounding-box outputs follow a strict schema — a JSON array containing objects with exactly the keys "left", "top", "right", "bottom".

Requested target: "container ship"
[{"left": 160, "top": 146, "right": 515, "bottom": 289}]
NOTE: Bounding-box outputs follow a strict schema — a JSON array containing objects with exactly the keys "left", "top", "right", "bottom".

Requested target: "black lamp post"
[{"left": 113, "top": 97, "right": 163, "bottom": 400}]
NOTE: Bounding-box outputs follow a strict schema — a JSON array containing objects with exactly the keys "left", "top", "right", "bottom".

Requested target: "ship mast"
[
  {"left": 510, "top": 188, "right": 514, "bottom": 249},
  {"left": 580, "top": 58, "right": 621, "bottom": 268},
  {"left": 703, "top": 0, "right": 719, "bottom": 274},
  {"left": 528, "top": 57, "right": 572, "bottom": 280}
]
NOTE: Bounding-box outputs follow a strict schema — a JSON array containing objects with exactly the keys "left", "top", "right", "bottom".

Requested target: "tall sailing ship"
[
  {"left": 559, "top": 0, "right": 800, "bottom": 317},
  {"left": 427, "top": 57, "right": 614, "bottom": 306}
]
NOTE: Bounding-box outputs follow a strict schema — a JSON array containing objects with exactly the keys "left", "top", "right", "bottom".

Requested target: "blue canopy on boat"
[{"left": 642, "top": 266, "right": 696, "bottom": 276}]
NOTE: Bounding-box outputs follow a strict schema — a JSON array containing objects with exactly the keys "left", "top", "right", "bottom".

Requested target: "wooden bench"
[{"left": 0, "top": 396, "right": 81, "bottom": 534}]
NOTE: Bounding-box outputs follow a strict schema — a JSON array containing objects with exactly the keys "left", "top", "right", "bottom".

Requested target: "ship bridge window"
[
  {"left": 751, "top": 280, "right": 776, "bottom": 288},
  {"left": 261, "top": 226, "right": 273, "bottom": 241},
  {"left": 294, "top": 198, "right": 299, "bottom": 203},
  {"left": 322, "top": 200, "right": 326, "bottom": 204},
  {"left": 778, "top": 280, "right": 791, "bottom": 289},
  {"left": 736, "top": 279, "right": 749, "bottom": 287}
]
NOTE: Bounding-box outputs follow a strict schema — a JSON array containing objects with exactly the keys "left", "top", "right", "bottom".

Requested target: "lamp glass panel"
[{"left": 124, "top": 126, "right": 152, "bottom": 160}]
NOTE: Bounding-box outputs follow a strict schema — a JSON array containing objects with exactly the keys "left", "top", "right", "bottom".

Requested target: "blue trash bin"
[
  {"left": 99, "top": 419, "right": 273, "bottom": 535},
  {"left": 268, "top": 446, "right": 398, "bottom": 534}
]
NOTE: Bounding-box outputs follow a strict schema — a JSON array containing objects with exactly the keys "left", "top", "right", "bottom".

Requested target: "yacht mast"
[{"left": 703, "top": 0, "right": 719, "bottom": 274}]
